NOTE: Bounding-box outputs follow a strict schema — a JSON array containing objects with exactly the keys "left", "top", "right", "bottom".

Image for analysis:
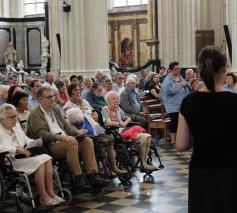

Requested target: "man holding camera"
[{"left": 160, "top": 61, "right": 189, "bottom": 146}]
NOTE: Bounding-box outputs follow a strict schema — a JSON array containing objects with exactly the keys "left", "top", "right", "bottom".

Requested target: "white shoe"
[
  {"left": 40, "top": 198, "right": 59, "bottom": 207},
  {"left": 53, "top": 195, "right": 65, "bottom": 203}
]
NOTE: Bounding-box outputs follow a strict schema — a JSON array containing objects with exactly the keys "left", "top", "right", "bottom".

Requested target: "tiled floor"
[{"left": 2, "top": 144, "right": 191, "bottom": 213}]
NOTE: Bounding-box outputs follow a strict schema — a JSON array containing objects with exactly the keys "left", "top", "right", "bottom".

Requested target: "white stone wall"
[
  {"left": 157, "top": 0, "right": 228, "bottom": 68},
  {"left": 158, "top": 0, "right": 195, "bottom": 68},
  {"left": 0, "top": 0, "right": 24, "bottom": 18},
  {"left": 49, "top": 0, "right": 109, "bottom": 77}
]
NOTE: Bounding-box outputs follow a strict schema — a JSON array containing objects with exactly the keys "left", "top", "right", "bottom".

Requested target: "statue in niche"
[
  {"left": 120, "top": 37, "right": 133, "bottom": 67},
  {"left": 40, "top": 36, "right": 50, "bottom": 76},
  {"left": 4, "top": 42, "right": 18, "bottom": 68}
]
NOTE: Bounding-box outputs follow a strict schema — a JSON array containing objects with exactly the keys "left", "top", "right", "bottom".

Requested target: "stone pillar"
[
  {"left": 0, "top": 0, "right": 23, "bottom": 17},
  {"left": 48, "top": 0, "right": 109, "bottom": 77},
  {"left": 48, "top": 0, "right": 61, "bottom": 73},
  {"left": 147, "top": 0, "right": 153, "bottom": 40},
  {"left": 158, "top": 0, "right": 195, "bottom": 67},
  {"left": 228, "top": 0, "right": 237, "bottom": 72},
  {"left": 132, "top": 23, "right": 138, "bottom": 66},
  {"left": 1, "top": 0, "right": 10, "bottom": 17},
  {"left": 112, "top": 22, "right": 119, "bottom": 63}
]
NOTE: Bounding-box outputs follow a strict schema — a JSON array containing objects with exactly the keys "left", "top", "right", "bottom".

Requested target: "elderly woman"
[
  {"left": 12, "top": 91, "right": 30, "bottom": 133},
  {"left": 0, "top": 85, "right": 9, "bottom": 105},
  {"left": 0, "top": 103, "right": 64, "bottom": 207},
  {"left": 160, "top": 61, "right": 189, "bottom": 145},
  {"left": 81, "top": 77, "right": 93, "bottom": 99},
  {"left": 64, "top": 84, "right": 127, "bottom": 176},
  {"left": 102, "top": 91, "right": 158, "bottom": 172},
  {"left": 102, "top": 79, "right": 113, "bottom": 97}
]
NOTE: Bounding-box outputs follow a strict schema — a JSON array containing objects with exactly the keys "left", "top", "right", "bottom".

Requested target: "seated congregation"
[{"left": 0, "top": 61, "right": 236, "bottom": 211}]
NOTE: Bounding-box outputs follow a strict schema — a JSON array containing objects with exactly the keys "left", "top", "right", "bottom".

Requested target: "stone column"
[
  {"left": 228, "top": 0, "right": 237, "bottom": 72},
  {"left": 48, "top": 0, "right": 109, "bottom": 77},
  {"left": 48, "top": 0, "right": 61, "bottom": 73},
  {"left": 132, "top": 22, "right": 138, "bottom": 66},
  {"left": 0, "top": 0, "right": 24, "bottom": 17},
  {"left": 158, "top": 0, "right": 195, "bottom": 67},
  {"left": 1, "top": 0, "right": 10, "bottom": 17},
  {"left": 147, "top": 0, "right": 153, "bottom": 40},
  {"left": 112, "top": 22, "right": 119, "bottom": 63}
]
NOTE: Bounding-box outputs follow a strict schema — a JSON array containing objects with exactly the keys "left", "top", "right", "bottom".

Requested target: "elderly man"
[
  {"left": 95, "top": 70, "right": 103, "bottom": 84},
  {"left": 27, "top": 86, "right": 108, "bottom": 193},
  {"left": 23, "top": 76, "right": 33, "bottom": 95},
  {"left": 112, "top": 72, "right": 124, "bottom": 94},
  {"left": 42, "top": 72, "right": 57, "bottom": 90},
  {"left": 120, "top": 76, "right": 147, "bottom": 128},
  {"left": 185, "top": 68, "right": 194, "bottom": 92}
]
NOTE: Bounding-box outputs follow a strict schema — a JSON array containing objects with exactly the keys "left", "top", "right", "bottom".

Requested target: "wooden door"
[{"left": 196, "top": 30, "right": 214, "bottom": 63}]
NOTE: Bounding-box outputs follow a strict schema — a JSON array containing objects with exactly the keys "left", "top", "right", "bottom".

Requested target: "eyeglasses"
[{"left": 43, "top": 94, "right": 56, "bottom": 99}]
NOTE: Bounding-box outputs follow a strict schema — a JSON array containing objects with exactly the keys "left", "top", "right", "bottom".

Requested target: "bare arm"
[
  {"left": 176, "top": 113, "right": 192, "bottom": 151},
  {"left": 150, "top": 88, "right": 159, "bottom": 98}
]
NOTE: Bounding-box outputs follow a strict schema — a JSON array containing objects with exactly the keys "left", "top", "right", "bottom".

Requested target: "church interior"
[{"left": 0, "top": 0, "right": 236, "bottom": 212}]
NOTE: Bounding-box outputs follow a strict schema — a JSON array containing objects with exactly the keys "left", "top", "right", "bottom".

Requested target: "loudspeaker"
[
  {"left": 223, "top": 25, "right": 232, "bottom": 63},
  {"left": 63, "top": 4, "right": 71, "bottom": 12},
  {"left": 56, "top": 33, "right": 61, "bottom": 56}
]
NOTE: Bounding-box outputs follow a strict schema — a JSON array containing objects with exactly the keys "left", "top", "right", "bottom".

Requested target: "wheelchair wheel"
[
  {"left": 57, "top": 188, "right": 72, "bottom": 204},
  {"left": 16, "top": 202, "right": 32, "bottom": 213},
  {"left": 118, "top": 171, "right": 132, "bottom": 185},
  {"left": 0, "top": 171, "right": 5, "bottom": 208}
]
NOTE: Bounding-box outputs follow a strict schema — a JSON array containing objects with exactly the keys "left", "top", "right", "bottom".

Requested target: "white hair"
[
  {"left": 0, "top": 85, "right": 9, "bottom": 98},
  {"left": 65, "top": 108, "right": 84, "bottom": 124},
  {"left": 126, "top": 76, "right": 136, "bottom": 85},
  {"left": 0, "top": 103, "right": 15, "bottom": 120},
  {"left": 95, "top": 70, "right": 103, "bottom": 77},
  {"left": 185, "top": 69, "right": 194, "bottom": 74},
  {"left": 104, "top": 90, "right": 118, "bottom": 104}
]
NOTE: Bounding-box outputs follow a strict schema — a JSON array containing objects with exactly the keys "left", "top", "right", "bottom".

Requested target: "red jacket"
[{"left": 120, "top": 125, "right": 146, "bottom": 141}]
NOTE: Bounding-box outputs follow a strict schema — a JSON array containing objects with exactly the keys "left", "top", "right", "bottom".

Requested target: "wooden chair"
[
  {"left": 143, "top": 99, "right": 160, "bottom": 113},
  {"left": 140, "top": 95, "right": 153, "bottom": 102},
  {"left": 146, "top": 104, "right": 170, "bottom": 149}
]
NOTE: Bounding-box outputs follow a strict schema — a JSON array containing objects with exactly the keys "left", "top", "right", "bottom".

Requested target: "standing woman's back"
[{"left": 176, "top": 45, "right": 237, "bottom": 213}]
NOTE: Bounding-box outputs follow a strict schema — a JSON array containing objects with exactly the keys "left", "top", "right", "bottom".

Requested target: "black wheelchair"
[
  {"left": 96, "top": 110, "right": 165, "bottom": 184},
  {"left": 0, "top": 152, "right": 72, "bottom": 212}
]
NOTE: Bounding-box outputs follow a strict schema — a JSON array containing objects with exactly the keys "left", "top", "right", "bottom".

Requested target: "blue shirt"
[
  {"left": 129, "top": 89, "right": 141, "bottom": 112},
  {"left": 224, "top": 84, "right": 236, "bottom": 93},
  {"left": 28, "top": 95, "right": 39, "bottom": 110}
]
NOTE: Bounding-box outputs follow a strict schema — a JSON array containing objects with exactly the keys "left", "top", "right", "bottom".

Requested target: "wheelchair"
[
  {"left": 102, "top": 123, "right": 164, "bottom": 183},
  {"left": 53, "top": 156, "right": 105, "bottom": 202},
  {"left": 0, "top": 152, "right": 71, "bottom": 212}
]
